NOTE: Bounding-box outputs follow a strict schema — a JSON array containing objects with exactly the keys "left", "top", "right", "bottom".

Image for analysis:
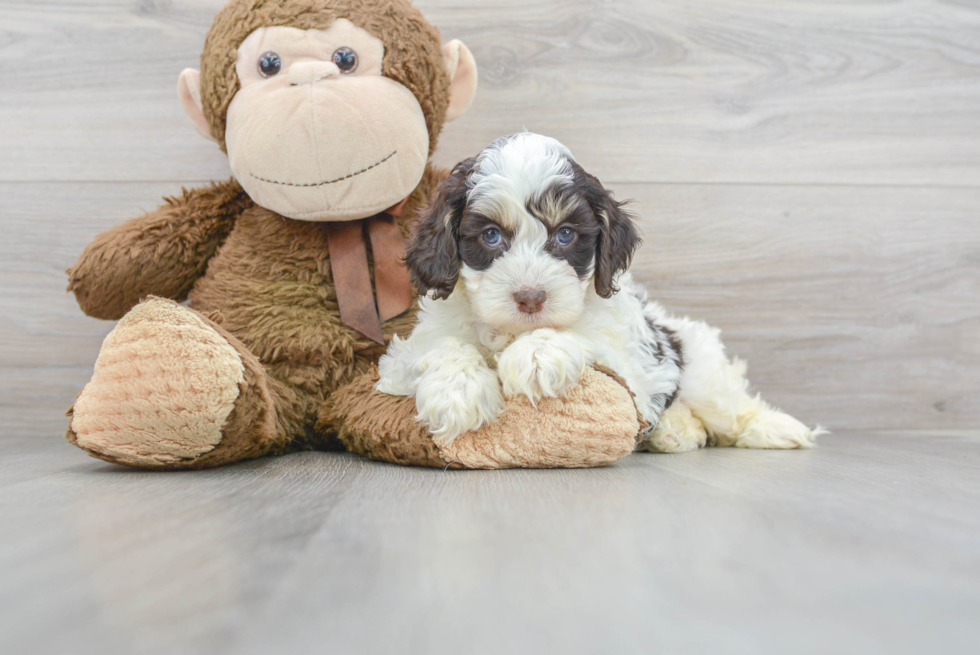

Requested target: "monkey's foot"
[{"left": 67, "top": 298, "right": 279, "bottom": 469}]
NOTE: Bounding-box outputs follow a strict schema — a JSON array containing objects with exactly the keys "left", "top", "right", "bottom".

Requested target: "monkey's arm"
[{"left": 68, "top": 179, "right": 252, "bottom": 320}]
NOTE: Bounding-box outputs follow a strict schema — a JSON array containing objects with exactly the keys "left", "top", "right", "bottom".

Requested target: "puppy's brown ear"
[
  {"left": 581, "top": 170, "right": 641, "bottom": 298},
  {"left": 406, "top": 158, "right": 478, "bottom": 299}
]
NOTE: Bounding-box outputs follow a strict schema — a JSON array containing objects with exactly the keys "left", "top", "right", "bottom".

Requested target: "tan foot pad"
[
  {"left": 69, "top": 298, "right": 245, "bottom": 467},
  {"left": 330, "top": 367, "right": 641, "bottom": 469}
]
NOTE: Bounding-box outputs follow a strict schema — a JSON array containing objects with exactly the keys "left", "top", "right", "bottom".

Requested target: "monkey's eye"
[
  {"left": 483, "top": 227, "right": 503, "bottom": 247},
  {"left": 332, "top": 47, "right": 358, "bottom": 74},
  {"left": 258, "top": 52, "right": 282, "bottom": 78},
  {"left": 556, "top": 227, "right": 576, "bottom": 246}
]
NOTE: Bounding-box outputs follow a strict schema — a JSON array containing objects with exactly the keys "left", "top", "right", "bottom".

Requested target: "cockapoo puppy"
[{"left": 377, "top": 133, "right": 819, "bottom": 452}]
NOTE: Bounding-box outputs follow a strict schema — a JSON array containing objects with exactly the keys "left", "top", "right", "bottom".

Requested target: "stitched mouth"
[{"left": 250, "top": 151, "right": 397, "bottom": 188}]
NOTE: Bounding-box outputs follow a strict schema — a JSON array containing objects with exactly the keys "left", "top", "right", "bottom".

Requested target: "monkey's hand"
[
  {"left": 68, "top": 180, "right": 251, "bottom": 320},
  {"left": 496, "top": 328, "right": 589, "bottom": 404}
]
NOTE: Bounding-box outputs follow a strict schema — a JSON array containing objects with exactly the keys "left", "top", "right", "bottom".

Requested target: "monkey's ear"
[
  {"left": 442, "top": 40, "right": 478, "bottom": 122},
  {"left": 177, "top": 69, "right": 216, "bottom": 142},
  {"left": 405, "top": 158, "right": 477, "bottom": 299}
]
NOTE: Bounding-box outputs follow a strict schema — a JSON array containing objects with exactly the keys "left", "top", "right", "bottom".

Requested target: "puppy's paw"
[
  {"left": 642, "top": 402, "right": 707, "bottom": 454},
  {"left": 414, "top": 343, "right": 504, "bottom": 443},
  {"left": 497, "top": 329, "right": 586, "bottom": 404},
  {"left": 734, "top": 403, "right": 823, "bottom": 450},
  {"left": 375, "top": 335, "right": 417, "bottom": 396}
]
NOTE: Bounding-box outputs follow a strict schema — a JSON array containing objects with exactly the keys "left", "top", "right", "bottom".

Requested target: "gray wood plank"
[
  {"left": 2, "top": 181, "right": 977, "bottom": 434},
  {"left": 1, "top": 432, "right": 978, "bottom": 655},
  {"left": 623, "top": 182, "right": 980, "bottom": 432},
  {"left": 1, "top": 0, "right": 978, "bottom": 185}
]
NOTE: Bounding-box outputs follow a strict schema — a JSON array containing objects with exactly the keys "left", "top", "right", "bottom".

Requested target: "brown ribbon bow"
[{"left": 324, "top": 201, "right": 414, "bottom": 345}]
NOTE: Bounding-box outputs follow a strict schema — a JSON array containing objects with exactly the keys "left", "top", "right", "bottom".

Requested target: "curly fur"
[{"left": 378, "top": 133, "right": 821, "bottom": 451}]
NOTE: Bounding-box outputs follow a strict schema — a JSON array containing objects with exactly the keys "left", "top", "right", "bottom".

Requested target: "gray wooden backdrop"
[{"left": 1, "top": 0, "right": 978, "bottom": 438}]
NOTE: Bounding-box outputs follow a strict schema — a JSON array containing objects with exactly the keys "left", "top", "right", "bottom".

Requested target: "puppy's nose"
[{"left": 514, "top": 288, "right": 547, "bottom": 314}]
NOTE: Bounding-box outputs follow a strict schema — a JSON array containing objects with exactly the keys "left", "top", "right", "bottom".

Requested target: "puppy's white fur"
[{"left": 378, "top": 133, "right": 820, "bottom": 450}]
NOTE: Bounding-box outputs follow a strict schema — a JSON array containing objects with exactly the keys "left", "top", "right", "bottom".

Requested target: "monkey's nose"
[
  {"left": 514, "top": 288, "right": 548, "bottom": 314},
  {"left": 288, "top": 61, "right": 340, "bottom": 86}
]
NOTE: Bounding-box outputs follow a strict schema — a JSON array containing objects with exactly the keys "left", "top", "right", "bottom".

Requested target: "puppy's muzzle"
[{"left": 514, "top": 288, "right": 547, "bottom": 314}]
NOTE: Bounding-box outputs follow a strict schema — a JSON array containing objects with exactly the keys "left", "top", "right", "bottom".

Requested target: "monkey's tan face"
[{"left": 226, "top": 20, "right": 429, "bottom": 221}]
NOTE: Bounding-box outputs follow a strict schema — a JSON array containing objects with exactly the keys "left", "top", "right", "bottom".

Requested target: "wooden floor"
[
  {"left": 2, "top": 0, "right": 979, "bottom": 652},
  {"left": 1, "top": 431, "right": 978, "bottom": 655}
]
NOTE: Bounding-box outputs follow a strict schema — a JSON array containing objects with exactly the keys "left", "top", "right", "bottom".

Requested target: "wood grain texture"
[
  {"left": 1, "top": 433, "right": 979, "bottom": 655},
  {"left": 625, "top": 183, "right": 980, "bottom": 431},
  {"left": 0, "top": 1, "right": 978, "bottom": 184},
  {"left": 2, "top": 0, "right": 977, "bottom": 433},
  {"left": 1, "top": 4, "right": 979, "bottom": 652}
]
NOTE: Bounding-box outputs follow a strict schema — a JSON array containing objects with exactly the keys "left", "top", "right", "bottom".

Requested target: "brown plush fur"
[
  {"left": 68, "top": 165, "right": 445, "bottom": 468},
  {"left": 324, "top": 367, "right": 454, "bottom": 468},
  {"left": 68, "top": 181, "right": 253, "bottom": 321},
  {"left": 200, "top": 0, "right": 451, "bottom": 154},
  {"left": 185, "top": 182, "right": 433, "bottom": 449},
  {"left": 186, "top": 309, "right": 282, "bottom": 468}
]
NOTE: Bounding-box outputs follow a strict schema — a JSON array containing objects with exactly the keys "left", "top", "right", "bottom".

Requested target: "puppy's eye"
[
  {"left": 483, "top": 227, "right": 503, "bottom": 247},
  {"left": 556, "top": 227, "right": 576, "bottom": 246},
  {"left": 258, "top": 52, "right": 282, "bottom": 77},
  {"left": 333, "top": 47, "right": 358, "bottom": 74}
]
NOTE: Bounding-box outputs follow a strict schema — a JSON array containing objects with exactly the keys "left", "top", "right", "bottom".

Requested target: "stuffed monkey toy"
[{"left": 65, "top": 0, "right": 641, "bottom": 470}]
